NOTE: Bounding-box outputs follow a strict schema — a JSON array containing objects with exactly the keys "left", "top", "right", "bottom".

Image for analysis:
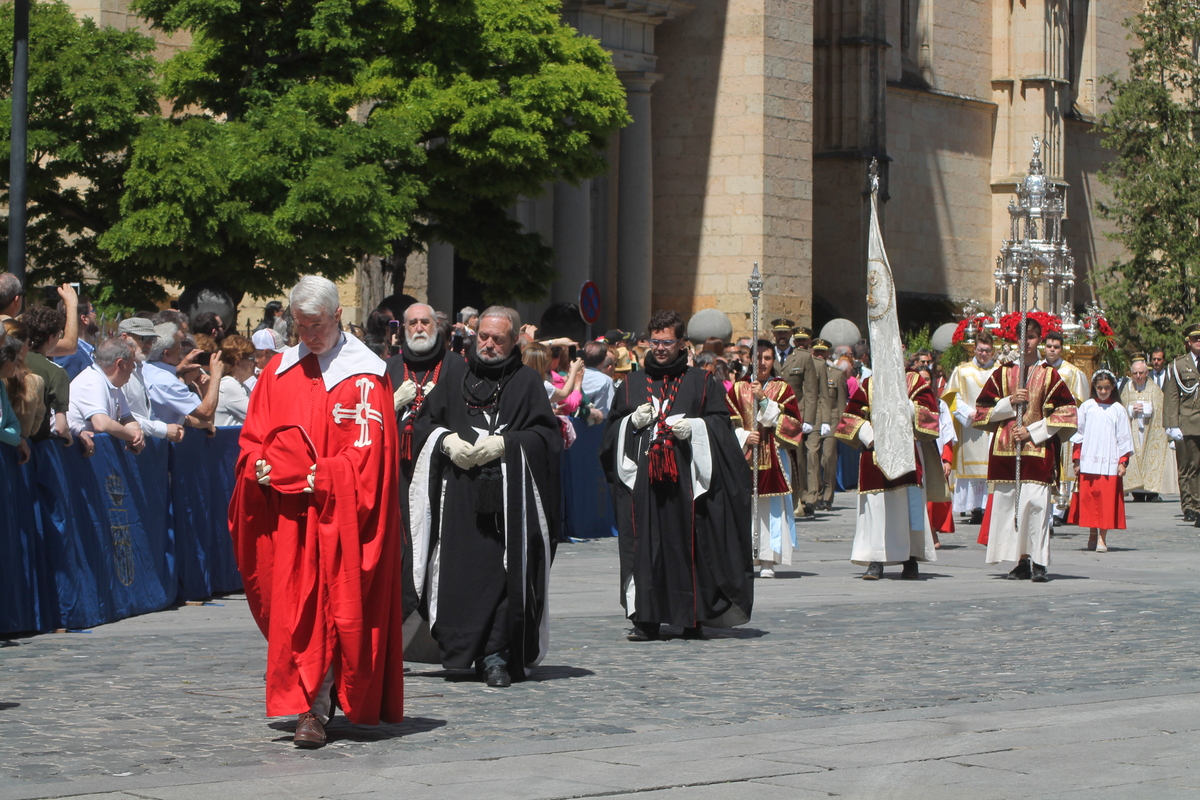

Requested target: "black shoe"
[
  {"left": 804, "top": 503, "right": 816, "bottom": 518},
  {"left": 969, "top": 509, "right": 984, "bottom": 525},
  {"left": 1192, "top": 515, "right": 1200, "bottom": 529},
  {"left": 484, "top": 664, "right": 512, "bottom": 687},
  {"left": 627, "top": 622, "right": 660, "bottom": 642},
  {"left": 900, "top": 557, "right": 919, "bottom": 580},
  {"left": 1007, "top": 558, "right": 1032, "bottom": 580},
  {"left": 682, "top": 626, "right": 705, "bottom": 640},
  {"left": 1030, "top": 563, "right": 1049, "bottom": 583},
  {"left": 862, "top": 562, "right": 883, "bottom": 580},
  {"left": 1186, "top": 510, "right": 1197, "bottom": 522}
]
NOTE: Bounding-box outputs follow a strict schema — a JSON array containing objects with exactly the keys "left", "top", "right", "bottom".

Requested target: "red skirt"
[
  {"left": 927, "top": 501, "right": 955, "bottom": 533},
  {"left": 1067, "top": 473, "right": 1126, "bottom": 530}
]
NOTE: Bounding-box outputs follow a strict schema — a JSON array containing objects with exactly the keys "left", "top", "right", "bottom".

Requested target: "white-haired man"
[
  {"left": 228, "top": 275, "right": 404, "bottom": 748},
  {"left": 67, "top": 337, "right": 145, "bottom": 456},
  {"left": 410, "top": 306, "right": 559, "bottom": 688}
]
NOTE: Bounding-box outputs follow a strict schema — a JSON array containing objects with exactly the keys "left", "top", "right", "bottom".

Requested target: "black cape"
[
  {"left": 384, "top": 338, "right": 458, "bottom": 654},
  {"left": 409, "top": 346, "right": 560, "bottom": 677},
  {"left": 601, "top": 354, "right": 753, "bottom": 628}
]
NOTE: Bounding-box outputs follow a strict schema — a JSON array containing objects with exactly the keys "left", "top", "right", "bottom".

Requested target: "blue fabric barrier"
[
  {"left": 171, "top": 428, "right": 244, "bottom": 599},
  {"left": 1, "top": 430, "right": 243, "bottom": 636},
  {"left": 560, "top": 418, "right": 617, "bottom": 538}
]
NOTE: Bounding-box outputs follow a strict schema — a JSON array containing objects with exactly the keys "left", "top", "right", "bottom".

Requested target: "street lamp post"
[{"left": 8, "top": 0, "right": 29, "bottom": 290}]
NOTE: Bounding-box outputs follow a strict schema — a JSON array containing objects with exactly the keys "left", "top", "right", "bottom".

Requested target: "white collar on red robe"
[{"left": 275, "top": 331, "right": 386, "bottom": 391}]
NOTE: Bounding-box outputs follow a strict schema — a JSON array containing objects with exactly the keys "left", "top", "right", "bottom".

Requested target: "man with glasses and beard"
[
  {"left": 384, "top": 302, "right": 456, "bottom": 650},
  {"left": 602, "top": 310, "right": 753, "bottom": 642},
  {"left": 410, "top": 306, "right": 559, "bottom": 688}
]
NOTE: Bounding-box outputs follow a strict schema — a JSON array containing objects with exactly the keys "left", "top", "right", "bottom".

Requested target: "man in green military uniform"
[
  {"left": 784, "top": 325, "right": 819, "bottom": 517},
  {"left": 807, "top": 338, "right": 848, "bottom": 511},
  {"left": 1164, "top": 324, "right": 1200, "bottom": 525}
]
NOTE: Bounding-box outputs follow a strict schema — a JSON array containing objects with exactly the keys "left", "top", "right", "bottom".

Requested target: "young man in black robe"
[
  {"left": 410, "top": 306, "right": 560, "bottom": 687},
  {"left": 602, "top": 309, "right": 754, "bottom": 641},
  {"left": 384, "top": 302, "right": 457, "bottom": 653}
]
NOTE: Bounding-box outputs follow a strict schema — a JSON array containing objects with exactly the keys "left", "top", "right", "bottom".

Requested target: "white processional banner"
[{"left": 865, "top": 168, "right": 917, "bottom": 481}]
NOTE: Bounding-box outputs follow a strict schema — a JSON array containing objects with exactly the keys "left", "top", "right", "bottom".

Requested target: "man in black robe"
[
  {"left": 384, "top": 302, "right": 457, "bottom": 650},
  {"left": 411, "top": 306, "right": 559, "bottom": 687},
  {"left": 602, "top": 309, "right": 753, "bottom": 641}
]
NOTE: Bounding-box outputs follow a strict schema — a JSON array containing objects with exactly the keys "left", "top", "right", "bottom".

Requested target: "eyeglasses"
[{"left": 648, "top": 339, "right": 678, "bottom": 349}]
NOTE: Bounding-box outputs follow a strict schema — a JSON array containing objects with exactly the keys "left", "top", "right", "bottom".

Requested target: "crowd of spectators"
[{"left": 0, "top": 277, "right": 289, "bottom": 463}]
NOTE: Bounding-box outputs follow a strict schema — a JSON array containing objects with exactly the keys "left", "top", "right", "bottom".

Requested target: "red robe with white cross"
[{"left": 228, "top": 334, "right": 404, "bottom": 725}]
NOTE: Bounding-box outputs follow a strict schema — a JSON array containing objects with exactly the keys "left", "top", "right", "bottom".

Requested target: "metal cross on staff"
[{"left": 748, "top": 262, "right": 763, "bottom": 545}]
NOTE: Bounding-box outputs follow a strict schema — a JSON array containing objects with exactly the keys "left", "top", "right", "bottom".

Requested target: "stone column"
[
  {"left": 426, "top": 239, "right": 455, "bottom": 315},
  {"left": 617, "top": 74, "right": 660, "bottom": 334},
  {"left": 551, "top": 178, "right": 592, "bottom": 305}
]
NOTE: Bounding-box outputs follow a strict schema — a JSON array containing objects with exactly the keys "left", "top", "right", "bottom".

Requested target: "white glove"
[
  {"left": 671, "top": 418, "right": 692, "bottom": 441},
  {"left": 801, "top": 422, "right": 813, "bottom": 435},
  {"left": 631, "top": 402, "right": 655, "bottom": 429},
  {"left": 471, "top": 434, "right": 506, "bottom": 465},
  {"left": 442, "top": 433, "right": 476, "bottom": 469},
  {"left": 393, "top": 379, "right": 418, "bottom": 411},
  {"left": 953, "top": 405, "right": 975, "bottom": 427},
  {"left": 858, "top": 422, "right": 875, "bottom": 449},
  {"left": 1167, "top": 427, "right": 1184, "bottom": 442},
  {"left": 820, "top": 423, "right": 831, "bottom": 437}
]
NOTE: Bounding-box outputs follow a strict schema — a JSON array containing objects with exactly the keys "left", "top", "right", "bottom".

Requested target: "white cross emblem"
[{"left": 332, "top": 377, "right": 385, "bottom": 447}]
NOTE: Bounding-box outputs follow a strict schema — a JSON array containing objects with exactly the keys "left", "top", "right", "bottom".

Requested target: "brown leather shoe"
[{"left": 294, "top": 712, "right": 326, "bottom": 748}]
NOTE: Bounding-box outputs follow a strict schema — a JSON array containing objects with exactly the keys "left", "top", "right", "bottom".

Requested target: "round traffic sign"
[{"left": 579, "top": 280, "right": 601, "bottom": 324}]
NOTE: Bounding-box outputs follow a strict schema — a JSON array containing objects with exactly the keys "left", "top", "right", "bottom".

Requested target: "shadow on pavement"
[
  {"left": 269, "top": 715, "right": 448, "bottom": 744},
  {"left": 0, "top": 702, "right": 19, "bottom": 710}
]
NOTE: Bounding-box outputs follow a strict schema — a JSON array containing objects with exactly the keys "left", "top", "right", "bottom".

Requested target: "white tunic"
[{"left": 1070, "top": 399, "right": 1133, "bottom": 476}]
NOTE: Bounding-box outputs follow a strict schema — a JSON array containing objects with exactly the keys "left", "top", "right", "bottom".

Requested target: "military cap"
[
  {"left": 791, "top": 326, "right": 812, "bottom": 339},
  {"left": 771, "top": 318, "right": 795, "bottom": 333},
  {"left": 1187, "top": 323, "right": 1200, "bottom": 338},
  {"left": 812, "top": 338, "right": 831, "bottom": 352}
]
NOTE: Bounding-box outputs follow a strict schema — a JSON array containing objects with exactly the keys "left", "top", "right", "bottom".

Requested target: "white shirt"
[
  {"left": 581, "top": 368, "right": 615, "bottom": 415},
  {"left": 214, "top": 375, "right": 251, "bottom": 427},
  {"left": 1152, "top": 369, "right": 1167, "bottom": 389},
  {"left": 1070, "top": 399, "right": 1133, "bottom": 476},
  {"left": 122, "top": 362, "right": 169, "bottom": 438},
  {"left": 67, "top": 364, "right": 132, "bottom": 435},
  {"left": 143, "top": 361, "right": 202, "bottom": 424}
]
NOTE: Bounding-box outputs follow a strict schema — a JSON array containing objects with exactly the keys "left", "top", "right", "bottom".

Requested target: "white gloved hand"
[
  {"left": 858, "top": 421, "right": 875, "bottom": 449},
  {"left": 442, "top": 433, "right": 476, "bottom": 469},
  {"left": 393, "top": 379, "right": 418, "bottom": 411},
  {"left": 631, "top": 402, "right": 655, "bottom": 429},
  {"left": 820, "top": 423, "right": 831, "bottom": 437},
  {"left": 953, "top": 405, "right": 975, "bottom": 427},
  {"left": 802, "top": 422, "right": 814, "bottom": 435},
  {"left": 671, "top": 418, "right": 692, "bottom": 441},
  {"left": 1167, "top": 427, "right": 1184, "bottom": 442},
  {"left": 471, "top": 434, "right": 506, "bottom": 465}
]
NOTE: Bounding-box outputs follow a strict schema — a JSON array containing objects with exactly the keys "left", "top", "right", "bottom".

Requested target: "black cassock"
[
  {"left": 409, "top": 348, "right": 559, "bottom": 678},
  {"left": 383, "top": 339, "right": 459, "bottom": 652},
  {"left": 601, "top": 354, "right": 754, "bottom": 629}
]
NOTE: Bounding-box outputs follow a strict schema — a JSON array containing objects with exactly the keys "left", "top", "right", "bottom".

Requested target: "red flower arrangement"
[
  {"left": 997, "top": 311, "right": 1062, "bottom": 343},
  {"left": 950, "top": 315, "right": 994, "bottom": 345}
]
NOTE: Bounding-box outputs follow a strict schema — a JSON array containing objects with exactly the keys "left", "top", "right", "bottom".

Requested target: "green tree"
[
  {"left": 0, "top": 0, "right": 162, "bottom": 308},
  {"left": 102, "top": 0, "right": 629, "bottom": 303},
  {"left": 1095, "top": 1, "right": 1200, "bottom": 353}
]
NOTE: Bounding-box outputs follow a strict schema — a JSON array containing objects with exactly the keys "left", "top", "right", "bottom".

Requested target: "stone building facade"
[{"left": 66, "top": 0, "right": 1141, "bottom": 338}]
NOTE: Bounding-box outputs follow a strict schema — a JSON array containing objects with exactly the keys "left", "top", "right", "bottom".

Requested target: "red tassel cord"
[
  {"left": 399, "top": 360, "right": 444, "bottom": 465},
  {"left": 647, "top": 374, "right": 682, "bottom": 485}
]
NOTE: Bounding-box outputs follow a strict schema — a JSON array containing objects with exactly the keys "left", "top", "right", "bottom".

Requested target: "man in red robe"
[{"left": 229, "top": 275, "right": 404, "bottom": 748}]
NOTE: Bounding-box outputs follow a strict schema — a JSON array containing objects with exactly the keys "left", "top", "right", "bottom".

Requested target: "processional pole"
[
  {"left": 748, "top": 262, "right": 763, "bottom": 543},
  {"left": 1014, "top": 253, "right": 1030, "bottom": 530}
]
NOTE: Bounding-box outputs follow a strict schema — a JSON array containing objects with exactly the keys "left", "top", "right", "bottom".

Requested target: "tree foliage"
[
  {"left": 101, "top": 0, "right": 629, "bottom": 303},
  {"left": 0, "top": 1, "right": 162, "bottom": 308},
  {"left": 1095, "top": 0, "right": 1200, "bottom": 353}
]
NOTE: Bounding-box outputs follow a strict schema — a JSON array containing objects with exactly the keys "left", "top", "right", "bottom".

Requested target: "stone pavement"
[{"left": 4, "top": 493, "right": 1200, "bottom": 799}]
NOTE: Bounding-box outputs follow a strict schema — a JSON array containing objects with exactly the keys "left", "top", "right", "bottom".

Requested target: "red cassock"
[
  {"left": 228, "top": 342, "right": 404, "bottom": 725},
  {"left": 726, "top": 377, "right": 804, "bottom": 496},
  {"left": 834, "top": 372, "right": 941, "bottom": 491}
]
